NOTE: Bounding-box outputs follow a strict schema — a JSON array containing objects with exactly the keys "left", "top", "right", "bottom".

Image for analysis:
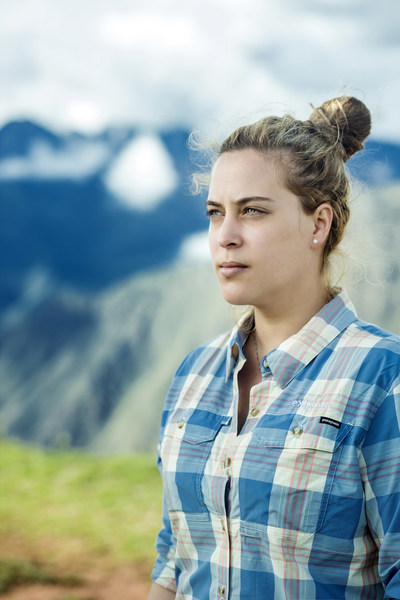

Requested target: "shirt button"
[
  {"left": 223, "top": 457, "right": 231, "bottom": 468},
  {"left": 250, "top": 407, "right": 260, "bottom": 417},
  {"left": 231, "top": 343, "right": 239, "bottom": 360},
  {"left": 220, "top": 518, "right": 226, "bottom": 531},
  {"left": 292, "top": 426, "right": 303, "bottom": 437},
  {"left": 263, "top": 358, "right": 269, "bottom": 369},
  {"left": 218, "top": 585, "right": 226, "bottom": 597},
  {"left": 177, "top": 419, "right": 185, "bottom": 428}
]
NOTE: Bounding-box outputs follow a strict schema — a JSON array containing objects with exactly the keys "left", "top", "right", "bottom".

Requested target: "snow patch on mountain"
[
  {"left": 103, "top": 134, "right": 179, "bottom": 210},
  {"left": 0, "top": 138, "right": 109, "bottom": 180},
  {"left": 177, "top": 230, "right": 211, "bottom": 264}
]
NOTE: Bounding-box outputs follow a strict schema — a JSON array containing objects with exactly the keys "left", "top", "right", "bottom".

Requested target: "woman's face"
[{"left": 207, "top": 148, "right": 319, "bottom": 310}]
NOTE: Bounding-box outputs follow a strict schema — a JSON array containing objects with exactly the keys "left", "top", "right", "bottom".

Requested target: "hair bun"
[{"left": 309, "top": 96, "right": 371, "bottom": 161}]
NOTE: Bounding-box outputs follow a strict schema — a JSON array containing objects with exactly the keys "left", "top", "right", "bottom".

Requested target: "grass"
[{"left": 0, "top": 438, "right": 163, "bottom": 568}]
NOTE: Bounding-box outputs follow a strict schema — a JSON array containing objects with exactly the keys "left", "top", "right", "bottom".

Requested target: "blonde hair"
[{"left": 191, "top": 96, "right": 371, "bottom": 296}]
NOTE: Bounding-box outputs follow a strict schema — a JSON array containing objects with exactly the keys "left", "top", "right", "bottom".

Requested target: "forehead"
[{"left": 208, "top": 149, "right": 289, "bottom": 199}]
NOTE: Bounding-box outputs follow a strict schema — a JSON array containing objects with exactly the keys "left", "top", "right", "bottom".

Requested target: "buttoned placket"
[
  {"left": 248, "top": 355, "right": 273, "bottom": 425},
  {"left": 215, "top": 356, "right": 244, "bottom": 599},
  {"left": 213, "top": 451, "right": 232, "bottom": 599},
  {"left": 216, "top": 346, "right": 254, "bottom": 599},
  {"left": 215, "top": 343, "right": 278, "bottom": 598}
]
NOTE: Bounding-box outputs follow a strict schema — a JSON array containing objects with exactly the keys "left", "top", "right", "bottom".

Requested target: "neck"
[{"left": 252, "top": 282, "right": 331, "bottom": 356}]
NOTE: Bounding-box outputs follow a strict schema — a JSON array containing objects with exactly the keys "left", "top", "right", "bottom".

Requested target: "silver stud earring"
[{"left": 312, "top": 239, "right": 318, "bottom": 245}]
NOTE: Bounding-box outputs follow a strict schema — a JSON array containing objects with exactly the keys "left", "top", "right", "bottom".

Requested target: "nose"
[{"left": 216, "top": 214, "right": 242, "bottom": 248}]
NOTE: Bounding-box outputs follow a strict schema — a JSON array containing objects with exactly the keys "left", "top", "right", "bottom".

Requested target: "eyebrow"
[{"left": 205, "top": 196, "right": 276, "bottom": 207}]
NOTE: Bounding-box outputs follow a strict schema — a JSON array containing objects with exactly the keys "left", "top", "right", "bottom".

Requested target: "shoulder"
[
  {"left": 159, "top": 329, "right": 233, "bottom": 430},
  {"left": 174, "top": 329, "right": 233, "bottom": 378},
  {"left": 337, "top": 318, "right": 400, "bottom": 396},
  {"left": 328, "top": 289, "right": 400, "bottom": 354},
  {"left": 344, "top": 317, "right": 400, "bottom": 353}
]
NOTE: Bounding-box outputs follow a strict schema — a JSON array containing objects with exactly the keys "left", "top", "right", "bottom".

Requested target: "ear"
[{"left": 311, "top": 203, "right": 333, "bottom": 248}]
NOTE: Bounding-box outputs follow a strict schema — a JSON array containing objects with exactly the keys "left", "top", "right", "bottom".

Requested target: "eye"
[
  {"left": 243, "top": 206, "right": 262, "bottom": 215},
  {"left": 205, "top": 208, "right": 222, "bottom": 218}
]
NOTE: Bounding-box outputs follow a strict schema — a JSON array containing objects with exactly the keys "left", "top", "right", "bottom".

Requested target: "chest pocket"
[
  {"left": 161, "top": 410, "right": 231, "bottom": 516},
  {"left": 239, "top": 414, "right": 353, "bottom": 534}
]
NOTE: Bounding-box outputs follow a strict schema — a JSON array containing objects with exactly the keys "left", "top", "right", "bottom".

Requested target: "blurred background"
[{"left": 0, "top": 0, "right": 400, "bottom": 596}]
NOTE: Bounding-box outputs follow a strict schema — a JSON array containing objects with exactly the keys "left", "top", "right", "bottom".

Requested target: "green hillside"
[{"left": 0, "top": 438, "right": 162, "bottom": 569}]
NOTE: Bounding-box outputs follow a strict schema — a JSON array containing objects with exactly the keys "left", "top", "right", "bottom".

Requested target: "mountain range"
[
  {"left": 0, "top": 120, "right": 399, "bottom": 452},
  {"left": 0, "top": 121, "right": 207, "bottom": 315}
]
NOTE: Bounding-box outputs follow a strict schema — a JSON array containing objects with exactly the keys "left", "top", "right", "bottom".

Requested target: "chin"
[{"left": 219, "top": 289, "right": 254, "bottom": 307}]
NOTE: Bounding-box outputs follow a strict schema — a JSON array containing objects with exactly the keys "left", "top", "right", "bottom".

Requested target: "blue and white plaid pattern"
[{"left": 152, "top": 291, "right": 400, "bottom": 599}]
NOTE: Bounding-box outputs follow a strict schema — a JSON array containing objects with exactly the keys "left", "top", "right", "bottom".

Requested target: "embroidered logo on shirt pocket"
[{"left": 240, "top": 415, "right": 353, "bottom": 534}]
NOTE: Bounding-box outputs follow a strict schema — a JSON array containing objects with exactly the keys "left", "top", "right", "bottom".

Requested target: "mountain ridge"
[
  {"left": 1, "top": 120, "right": 400, "bottom": 452},
  {"left": 1, "top": 120, "right": 399, "bottom": 312}
]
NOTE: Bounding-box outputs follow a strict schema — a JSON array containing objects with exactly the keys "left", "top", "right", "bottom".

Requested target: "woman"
[{"left": 148, "top": 97, "right": 400, "bottom": 599}]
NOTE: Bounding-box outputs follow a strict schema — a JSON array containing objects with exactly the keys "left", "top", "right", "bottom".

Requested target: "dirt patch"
[
  {"left": 0, "top": 539, "right": 152, "bottom": 600},
  {"left": 2, "top": 565, "right": 151, "bottom": 600}
]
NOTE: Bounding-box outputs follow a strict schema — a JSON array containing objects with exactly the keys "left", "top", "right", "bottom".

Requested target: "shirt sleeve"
[
  {"left": 359, "top": 375, "right": 400, "bottom": 599},
  {"left": 150, "top": 455, "right": 177, "bottom": 592},
  {"left": 150, "top": 364, "right": 184, "bottom": 592},
  {"left": 149, "top": 342, "right": 222, "bottom": 592}
]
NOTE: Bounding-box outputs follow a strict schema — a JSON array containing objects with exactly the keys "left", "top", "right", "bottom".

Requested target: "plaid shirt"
[{"left": 151, "top": 290, "right": 400, "bottom": 599}]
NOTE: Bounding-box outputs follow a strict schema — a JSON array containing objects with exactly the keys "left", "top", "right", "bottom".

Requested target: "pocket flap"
[
  {"left": 166, "top": 410, "right": 231, "bottom": 444},
  {"left": 254, "top": 414, "right": 353, "bottom": 453}
]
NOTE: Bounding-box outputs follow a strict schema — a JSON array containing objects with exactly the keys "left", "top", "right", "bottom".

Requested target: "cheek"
[
  {"left": 279, "top": 217, "right": 310, "bottom": 249},
  {"left": 253, "top": 227, "right": 284, "bottom": 253},
  {"left": 208, "top": 229, "right": 218, "bottom": 259},
  {"left": 260, "top": 227, "right": 305, "bottom": 266}
]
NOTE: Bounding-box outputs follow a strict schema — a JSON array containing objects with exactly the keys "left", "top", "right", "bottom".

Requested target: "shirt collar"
[{"left": 226, "top": 289, "right": 358, "bottom": 387}]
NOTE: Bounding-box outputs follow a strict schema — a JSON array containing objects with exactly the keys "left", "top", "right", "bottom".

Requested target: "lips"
[{"left": 219, "top": 261, "right": 248, "bottom": 277}]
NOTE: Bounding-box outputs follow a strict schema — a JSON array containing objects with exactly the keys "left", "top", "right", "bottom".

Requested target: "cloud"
[
  {"left": 177, "top": 230, "right": 211, "bottom": 265},
  {"left": 103, "top": 134, "right": 179, "bottom": 210},
  {"left": 0, "top": 138, "right": 109, "bottom": 180},
  {"left": 0, "top": 0, "right": 399, "bottom": 140}
]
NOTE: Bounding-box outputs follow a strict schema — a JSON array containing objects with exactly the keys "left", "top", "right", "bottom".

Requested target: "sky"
[{"left": 1, "top": 0, "right": 400, "bottom": 142}]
